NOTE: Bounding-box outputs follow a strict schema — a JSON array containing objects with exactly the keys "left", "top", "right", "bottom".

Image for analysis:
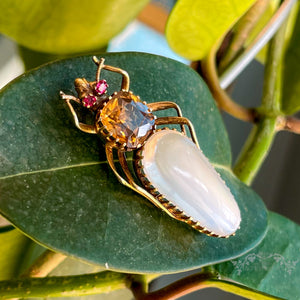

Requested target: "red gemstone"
[
  {"left": 82, "top": 95, "right": 97, "bottom": 108},
  {"left": 95, "top": 80, "right": 108, "bottom": 95}
]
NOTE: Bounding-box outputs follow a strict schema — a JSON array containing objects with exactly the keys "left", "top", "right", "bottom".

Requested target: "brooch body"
[{"left": 60, "top": 57, "right": 241, "bottom": 237}]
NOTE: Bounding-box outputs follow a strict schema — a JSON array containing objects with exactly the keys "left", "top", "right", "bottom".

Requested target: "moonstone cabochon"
[{"left": 139, "top": 130, "right": 241, "bottom": 237}]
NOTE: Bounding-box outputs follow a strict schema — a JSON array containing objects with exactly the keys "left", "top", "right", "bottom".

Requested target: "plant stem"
[
  {"left": 233, "top": 117, "right": 277, "bottom": 185},
  {"left": 130, "top": 275, "right": 151, "bottom": 299},
  {"left": 8, "top": 249, "right": 67, "bottom": 300},
  {"left": 132, "top": 271, "right": 283, "bottom": 300},
  {"left": 261, "top": 18, "right": 287, "bottom": 112},
  {"left": 132, "top": 271, "right": 217, "bottom": 300},
  {"left": 20, "top": 249, "right": 66, "bottom": 278},
  {"left": 219, "top": 0, "right": 270, "bottom": 72},
  {"left": 219, "top": 0, "right": 296, "bottom": 89},
  {"left": 201, "top": 44, "right": 255, "bottom": 122},
  {"left": 209, "top": 278, "right": 284, "bottom": 300},
  {"left": 0, "top": 271, "right": 130, "bottom": 299},
  {"left": 277, "top": 116, "right": 300, "bottom": 133},
  {"left": 233, "top": 18, "right": 288, "bottom": 185},
  {"left": 0, "top": 216, "right": 10, "bottom": 228}
]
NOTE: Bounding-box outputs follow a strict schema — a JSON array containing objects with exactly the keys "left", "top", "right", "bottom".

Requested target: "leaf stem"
[
  {"left": 0, "top": 216, "right": 10, "bottom": 228},
  {"left": 132, "top": 270, "right": 217, "bottom": 300},
  {"left": 0, "top": 271, "right": 130, "bottom": 299},
  {"left": 219, "top": 0, "right": 270, "bottom": 72},
  {"left": 219, "top": 0, "right": 297, "bottom": 89},
  {"left": 233, "top": 18, "right": 288, "bottom": 185},
  {"left": 8, "top": 249, "right": 67, "bottom": 300},
  {"left": 201, "top": 45, "right": 255, "bottom": 122},
  {"left": 131, "top": 271, "right": 283, "bottom": 300},
  {"left": 233, "top": 117, "right": 277, "bottom": 185},
  {"left": 209, "top": 278, "right": 284, "bottom": 300},
  {"left": 277, "top": 116, "right": 300, "bottom": 133},
  {"left": 20, "top": 249, "right": 66, "bottom": 278},
  {"left": 261, "top": 18, "right": 287, "bottom": 112}
]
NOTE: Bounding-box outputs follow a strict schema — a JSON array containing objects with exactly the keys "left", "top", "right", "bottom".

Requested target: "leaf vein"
[
  {"left": 1, "top": 161, "right": 231, "bottom": 180},
  {"left": 0, "top": 161, "right": 107, "bottom": 180}
]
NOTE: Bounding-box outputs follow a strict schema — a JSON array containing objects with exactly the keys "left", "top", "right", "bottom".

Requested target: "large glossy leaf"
[
  {"left": 281, "top": 7, "right": 300, "bottom": 114},
  {"left": 166, "top": 0, "right": 256, "bottom": 60},
  {"left": 0, "top": 0, "right": 149, "bottom": 55},
  {"left": 0, "top": 52, "right": 267, "bottom": 273},
  {"left": 213, "top": 212, "right": 300, "bottom": 299},
  {"left": 0, "top": 227, "right": 31, "bottom": 280}
]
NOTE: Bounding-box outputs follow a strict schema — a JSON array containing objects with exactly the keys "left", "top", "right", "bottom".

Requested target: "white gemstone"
[{"left": 140, "top": 130, "right": 241, "bottom": 237}]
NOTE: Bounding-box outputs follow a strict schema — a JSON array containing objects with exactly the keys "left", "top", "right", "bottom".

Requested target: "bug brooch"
[{"left": 60, "top": 57, "right": 241, "bottom": 237}]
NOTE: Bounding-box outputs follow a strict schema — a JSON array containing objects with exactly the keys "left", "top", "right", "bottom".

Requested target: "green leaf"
[
  {"left": 0, "top": 227, "right": 31, "bottom": 280},
  {"left": 281, "top": 6, "right": 300, "bottom": 114},
  {"left": 0, "top": 0, "right": 149, "bottom": 55},
  {"left": 0, "top": 52, "right": 267, "bottom": 273},
  {"left": 166, "top": 0, "right": 257, "bottom": 60},
  {"left": 213, "top": 212, "right": 300, "bottom": 299}
]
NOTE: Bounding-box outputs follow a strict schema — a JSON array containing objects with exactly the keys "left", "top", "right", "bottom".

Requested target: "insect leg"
[
  {"left": 60, "top": 91, "right": 81, "bottom": 104},
  {"left": 147, "top": 101, "right": 185, "bottom": 134},
  {"left": 105, "top": 144, "right": 133, "bottom": 189},
  {"left": 60, "top": 91, "right": 96, "bottom": 134},
  {"left": 117, "top": 149, "right": 177, "bottom": 218},
  {"left": 93, "top": 56, "right": 130, "bottom": 92},
  {"left": 155, "top": 116, "right": 199, "bottom": 148}
]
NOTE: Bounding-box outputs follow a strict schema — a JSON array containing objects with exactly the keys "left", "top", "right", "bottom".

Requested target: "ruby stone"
[
  {"left": 82, "top": 95, "right": 97, "bottom": 108},
  {"left": 95, "top": 80, "right": 108, "bottom": 95}
]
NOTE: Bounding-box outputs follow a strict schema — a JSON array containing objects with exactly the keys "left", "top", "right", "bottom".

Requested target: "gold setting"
[
  {"left": 134, "top": 128, "right": 233, "bottom": 238},
  {"left": 60, "top": 57, "right": 235, "bottom": 238}
]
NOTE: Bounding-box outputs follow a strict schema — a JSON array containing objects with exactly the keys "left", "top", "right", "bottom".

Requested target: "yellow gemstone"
[{"left": 100, "top": 91, "right": 155, "bottom": 149}]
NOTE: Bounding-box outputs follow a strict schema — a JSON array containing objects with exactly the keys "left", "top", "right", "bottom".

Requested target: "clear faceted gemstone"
[
  {"left": 100, "top": 91, "right": 155, "bottom": 149},
  {"left": 140, "top": 130, "right": 241, "bottom": 237}
]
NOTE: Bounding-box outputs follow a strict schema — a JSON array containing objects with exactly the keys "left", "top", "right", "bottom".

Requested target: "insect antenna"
[{"left": 93, "top": 56, "right": 105, "bottom": 82}]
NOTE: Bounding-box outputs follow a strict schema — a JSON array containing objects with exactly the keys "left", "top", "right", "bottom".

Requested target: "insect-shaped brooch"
[{"left": 60, "top": 57, "right": 241, "bottom": 238}]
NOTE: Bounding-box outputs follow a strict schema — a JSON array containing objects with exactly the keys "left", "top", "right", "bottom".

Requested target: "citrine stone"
[{"left": 100, "top": 91, "right": 155, "bottom": 149}]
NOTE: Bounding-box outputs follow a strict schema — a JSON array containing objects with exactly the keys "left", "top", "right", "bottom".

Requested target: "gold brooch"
[{"left": 60, "top": 57, "right": 241, "bottom": 237}]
